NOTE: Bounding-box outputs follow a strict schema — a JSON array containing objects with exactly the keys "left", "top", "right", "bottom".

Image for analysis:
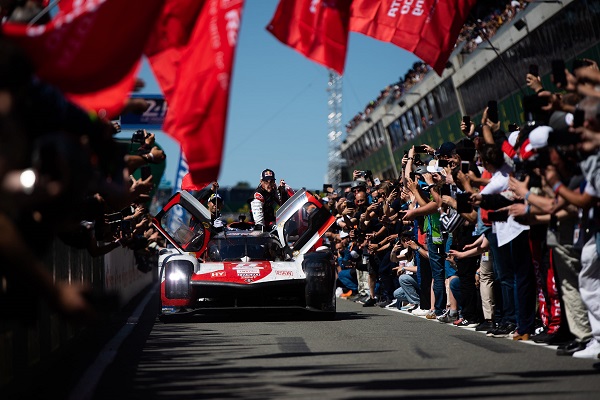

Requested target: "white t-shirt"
[{"left": 480, "top": 163, "right": 529, "bottom": 246}]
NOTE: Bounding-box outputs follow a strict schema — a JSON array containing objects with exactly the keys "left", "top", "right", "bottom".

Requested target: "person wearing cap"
[
  {"left": 207, "top": 193, "right": 227, "bottom": 233},
  {"left": 335, "top": 230, "right": 359, "bottom": 298},
  {"left": 403, "top": 144, "right": 449, "bottom": 320},
  {"left": 436, "top": 141, "right": 457, "bottom": 160},
  {"left": 250, "top": 168, "right": 292, "bottom": 230},
  {"left": 188, "top": 181, "right": 225, "bottom": 234},
  {"left": 190, "top": 181, "right": 220, "bottom": 205}
]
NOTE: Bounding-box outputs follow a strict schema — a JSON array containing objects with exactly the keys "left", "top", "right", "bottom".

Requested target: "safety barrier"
[{"left": 0, "top": 238, "right": 154, "bottom": 388}]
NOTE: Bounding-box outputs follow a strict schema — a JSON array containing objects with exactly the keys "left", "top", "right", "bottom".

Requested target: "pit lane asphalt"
[{"left": 9, "top": 284, "right": 600, "bottom": 399}]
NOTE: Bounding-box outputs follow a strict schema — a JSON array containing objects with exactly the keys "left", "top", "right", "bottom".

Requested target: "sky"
[{"left": 121, "top": 0, "right": 420, "bottom": 191}]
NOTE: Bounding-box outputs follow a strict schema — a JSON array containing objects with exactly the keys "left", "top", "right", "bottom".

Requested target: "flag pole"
[
  {"left": 28, "top": 0, "right": 61, "bottom": 26},
  {"left": 477, "top": 25, "right": 526, "bottom": 96}
]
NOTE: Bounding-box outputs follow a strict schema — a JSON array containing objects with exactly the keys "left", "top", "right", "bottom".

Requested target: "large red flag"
[
  {"left": 144, "top": 0, "right": 206, "bottom": 103},
  {"left": 350, "top": 0, "right": 477, "bottom": 75},
  {"left": 1, "top": 0, "right": 165, "bottom": 118},
  {"left": 146, "top": 0, "right": 245, "bottom": 186},
  {"left": 266, "top": 0, "right": 351, "bottom": 75}
]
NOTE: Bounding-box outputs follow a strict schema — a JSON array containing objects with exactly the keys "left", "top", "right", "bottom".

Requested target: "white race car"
[{"left": 152, "top": 189, "right": 337, "bottom": 321}]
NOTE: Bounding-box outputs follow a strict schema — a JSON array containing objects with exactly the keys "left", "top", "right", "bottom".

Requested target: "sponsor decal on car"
[
  {"left": 233, "top": 263, "right": 264, "bottom": 279},
  {"left": 211, "top": 271, "right": 226, "bottom": 278},
  {"left": 275, "top": 270, "right": 294, "bottom": 277}
]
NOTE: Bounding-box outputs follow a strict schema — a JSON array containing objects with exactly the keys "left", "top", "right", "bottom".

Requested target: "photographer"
[
  {"left": 335, "top": 231, "right": 359, "bottom": 298},
  {"left": 390, "top": 234, "right": 420, "bottom": 312},
  {"left": 352, "top": 190, "right": 385, "bottom": 307},
  {"left": 403, "top": 147, "right": 447, "bottom": 320},
  {"left": 124, "top": 129, "right": 166, "bottom": 175},
  {"left": 470, "top": 142, "right": 536, "bottom": 340}
]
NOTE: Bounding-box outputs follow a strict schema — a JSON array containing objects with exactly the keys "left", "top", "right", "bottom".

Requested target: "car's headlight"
[{"left": 165, "top": 260, "right": 193, "bottom": 299}]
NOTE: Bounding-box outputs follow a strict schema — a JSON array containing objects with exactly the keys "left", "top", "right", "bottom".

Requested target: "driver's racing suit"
[{"left": 250, "top": 185, "right": 293, "bottom": 229}]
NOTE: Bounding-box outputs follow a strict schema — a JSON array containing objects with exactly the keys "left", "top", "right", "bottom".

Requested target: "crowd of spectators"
[
  {"left": 0, "top": 28, "right": 167, "bottom": 324},
  {"left": 457, "top": 1, "right": 528, "bottom": 54},
  {"left": 321, "top": 58, "right": 600, "bottom": 363},
  {"left": 345, "top": 0, "right": 530, "bottom": 134},
  {"left": 345, "top": 62, "right": 430, "bottom": 133}
]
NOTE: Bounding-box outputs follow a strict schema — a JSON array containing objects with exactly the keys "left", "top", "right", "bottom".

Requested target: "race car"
[{"left": 152, "top": 188, "right": 337, "bottom": 321}]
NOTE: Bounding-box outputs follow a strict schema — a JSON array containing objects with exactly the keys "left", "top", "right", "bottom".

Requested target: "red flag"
[
  {"left": 181, "top": 173, "right": 210, "bottom": 191},
  {"left": 144, "top": 0, "right": 206, "bottom": 103},
  {"left": 56, "top": 0, "right": 77, "bottom": 14},
  {"left": 1, "top": 0, "right": 165, "bottom": 118},
  {"left": 350, "top": 0, "right": 477, "bottom": 75},
  {"left": 146, "top": 0, "right": 245, "bottom": 185},
  {"left": 266, "top": 0, "right": 351, "bottom": 75},
  {"left": 67, "top": 60, "right": 142, "bottom": 120}
]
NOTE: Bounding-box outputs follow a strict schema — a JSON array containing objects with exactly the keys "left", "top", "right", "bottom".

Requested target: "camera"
[
  {"left": 488, "top": 210, "right": 509, "bottom": 222},
  {"left": 131, "top": 129, "right": 147, "bottom": 144},
  {"left": 513, "top": 157, "right": 545, "bottom": 187}
]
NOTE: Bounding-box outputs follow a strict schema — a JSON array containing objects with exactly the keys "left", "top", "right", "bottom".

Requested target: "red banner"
[
  {"left": 266, "top": 0, "right": 351, "bottom": 75},
  {"left": 350, "top": 0, "right": 477, "bottom": 75},
  {"left": 147, "top": 0, "right": 245, "bottom": 186},
  {"left": 1, "top": 0, "right": 165, "bottom": 118},
  {"left": 144, "top": 0, "right": 206, "bottom": 103}
]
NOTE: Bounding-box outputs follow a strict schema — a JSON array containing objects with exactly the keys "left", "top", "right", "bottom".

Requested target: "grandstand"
[{"left": 340, "top": 0, "right": 600, "bottom": 181}]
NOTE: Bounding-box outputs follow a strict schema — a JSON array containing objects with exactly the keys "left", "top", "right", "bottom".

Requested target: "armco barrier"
[{"left": 0, "top": 238, "right": 154, "bottom": 389}]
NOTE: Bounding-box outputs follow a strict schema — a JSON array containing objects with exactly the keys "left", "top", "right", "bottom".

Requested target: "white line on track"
[{"left": 68, "top": 285, "right": 157, "bottom": 400}]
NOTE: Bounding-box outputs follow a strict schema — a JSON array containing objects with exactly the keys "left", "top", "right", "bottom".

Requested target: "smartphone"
[
  {"left": 462, "top": 115, "right": 470, "bottom": 127},
  {"left": 528, "top": 64, "right": 539, "bottom": 77},
  {"left": 140, "top": 165, "right": 152, "bottom": 180},
  {"left": 414, "top": 145, "right": 428, "bottom": 153},
  {"left": 440, "top": 184, "right": 451, "bottom": 197},
  {"left": 438, "top": 159, "right": 449, "bottom": 168},
  {"left": 120, "top": 220, "right": 132, "bottom": 237},
  {"left": 373, "top": 177, "right": 381, "bottom": 186},
  {"left": 456, "top": 193, "right": 473, "bottom": 214},
  {"left": 487, "top": 100, "right": 499, "bottom": 123},
  {"left": 346, "top": 201, "right": 356, "bottom": 209},
  {"left": 552, "top": 59, "right": 567, "bottom": 88},
  {"left": 488, "top": 210, "right": 509, "bottom": 222},
  {"left": 461, "top": 161, "right": 470, "bottom": 174},
  {"left": 573, "top": 108, "right": 585, "bottom": 128},
  {"left": 403, "top": 150, "right": 409, "bottom": 157},
  {"left": 409, "top": 172, "right": 417, "bottom": 181},
  {"left": 323, "top": 184, "right": 333, "bottom": 193}
]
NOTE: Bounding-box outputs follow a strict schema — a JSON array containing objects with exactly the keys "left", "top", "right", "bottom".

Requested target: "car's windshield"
[{"left": 206, "top": 236, "right": 284, "bottom": 261}]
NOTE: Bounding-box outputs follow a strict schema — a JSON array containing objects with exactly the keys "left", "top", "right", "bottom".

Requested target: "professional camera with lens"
[{"left": 131, "top": 129, "right": 147, "bottom": 144}]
